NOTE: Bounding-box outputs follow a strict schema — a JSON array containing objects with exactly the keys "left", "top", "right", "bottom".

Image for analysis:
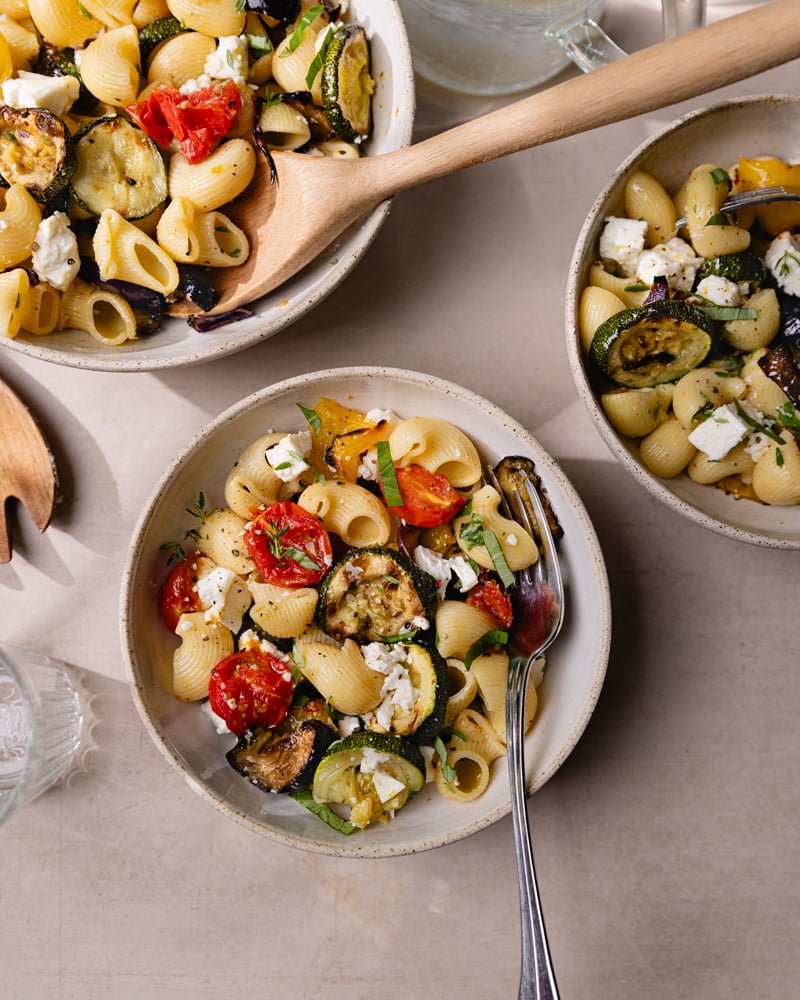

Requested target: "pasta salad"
[
  {"left": 0, "top": 0, "right": 374, "bottom": 344},
  {"left": 157, "top": 399, "right": 557, "bottom": 835},
  {"left": 581, "top": 155, "right": 800, "bottom": 506}
]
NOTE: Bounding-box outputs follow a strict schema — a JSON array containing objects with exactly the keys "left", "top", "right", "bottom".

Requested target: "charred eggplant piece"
[
  {"left": 493, "top": 456, "right": 563, "bottom": 543},
  {"left": 758, "top": 342, "right": 800, "bottom": 407},
  {"left": 643, "top": 275, "right": 670, "bottom": 304},
  {"left": 172, "top": 265, "right": 221, "bottom": 313},
  {"left": 227, "top": 719, "right": 337, "bottom": 793},
  {"left": 79, "top": 257, "right": 165, "bottom": 334},
  {"left": 244, "top": 0, "right": 299, "bottom": 21},
  {"left": 777, "top": 290, "right": 800, "bottom": 344},
  {"left": 34, "top": 43, "right": 98, "bottom": 115}
]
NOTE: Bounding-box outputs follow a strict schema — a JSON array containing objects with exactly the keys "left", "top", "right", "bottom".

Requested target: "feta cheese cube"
[
  {"left": 412, "top": 545, "right": 451, "bottom": 598},
  {"left": 599, "top": 217, "right": 648, "bottom": 276},
  {"left": 695, "top": 275, "right": 741, "bottom": 307},
  {"left": 338, "top": 715, "right": 362, "bottom": 738},
  {"left": 0, "top": 71, "right": 80, "bottom": 116},
  {"left": 636, "top": 238, "right": 702, "bottom": 292},
  {"left": 449, "top": 555, "right": 478, "bottom": 593},
  {"left": 765, "top": 231, "right": 800, "bottom": 296},
  {"left": 31, "top": 212, "right": 80, "bottom": 292},
  {"left": 197, "top": 565, "right": 252, "bottom": 632},
  {"left": 204, "top": 35, "right": 249, "bottom": 81},
  {"left": 687, "top": 403, "right": 750, "bottom": 460},
  {"left": 265, "top": 430, "right": 312, "bottom": 482},
  {"left": 371, "top": 766, "right": 405, "bottom": 804},
  {"left": 356, "top": 447, "right": 379, "bottom": 482},
  {"left": 360, "top": 747, "right": 390, "bottom": 774}
]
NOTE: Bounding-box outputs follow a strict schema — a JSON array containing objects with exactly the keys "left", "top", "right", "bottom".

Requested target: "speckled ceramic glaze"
[
  {"left": 120, "top": 368, "right": 611, "bottom": 857},
  {"left": 4, "top": 1, "right": 414, "bottom": 373},
  {"left": 566, "top": 95, "right": 800, "bottom": 549}
]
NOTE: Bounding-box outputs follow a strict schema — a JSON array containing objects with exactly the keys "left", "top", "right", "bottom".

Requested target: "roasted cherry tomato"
[
  {"left": 244, "top": 501, "right": 333, "bottom": 587},
  {"left": 160, "top": 557, "right": 203, "bottom": 632},
  {"left": 467, "top": 580, "right": 513, "bottom": 631},
  {"left": 208, "top": 650, "right": 295, "bottom": 736},
  {"left": 388, "top": 464, "right": 467, "bottom": 528},
  {"left": 125, "top": 80, "right": 242, "bottom": 164}
]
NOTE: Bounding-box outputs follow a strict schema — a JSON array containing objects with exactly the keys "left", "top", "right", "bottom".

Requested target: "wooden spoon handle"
[{"left": 370, "top": 0, "right": 800, "bottom": 196}]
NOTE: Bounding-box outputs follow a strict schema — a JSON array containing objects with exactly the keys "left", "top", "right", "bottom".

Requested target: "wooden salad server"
[
  {"left": 0, "top": 377, "right": 57, "bottom": 563},
  {"left": 173, "top": 0, "right": 800, "bottom": 316}
]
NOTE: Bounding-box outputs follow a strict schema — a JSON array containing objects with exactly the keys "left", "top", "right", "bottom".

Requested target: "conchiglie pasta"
[
  {"left": 684, "top": 162, "right": 750, "bottom": 257},
  {"left": 223, "top": 432, "right": 296, "bottom": 518},
  {"left": 172, "top": 612, "right": 234, "bottom": 701},
  {"left": 297, "top": 481, "right": 391, "bottom": 547},
  {"left": 723, "top": 288, "right": 780, "bottom": 352},
  {"left": 195, "top": 508, "right": 254, "bottom": 576},
  {"left": 624, "top": 170, "right": 677, "bottom": 246},
  {"left": 588, "top": 263, "right": 649, "bottom": 308},
  {"left": 166, "top": 0, "right": 244, "bottom": 36},
  {"left": 0, "top": 184, "right": 41, "bottom": 268},
  {"left": 146, "top": 30, "right": 215, "bottom": 87},
  {"left": 452, "top": 707, "right": 506, "bottom": 763},
  {"left": 257, "top": 99, "right": 311, "bottom": 151},
  {"left": 0, "top": 14, "right": 38, "bottom": 67},
  {"left": 752, "top": 438, "right": 800, "bottom": 505},
  {"left": 79, "top": 25, "right": 141, "bottom": 107},
  {"left": 578, "top": 285, "right": 626, "bottom": 354},
  {"left": 453, "top": 484, "right": 538, "bottom": 572},
  {"left": 741, "top": 349, "right": 792, "bottom": 421},
  {"left": 132, "top": 0, "right": 169, "bottom": 27},
  {"left": 20, "top": 282, "right": 60, "bottom": 336},
  {"left": 247, "top": 579, "right": 318, "bottom": 638},
  {"left": 169, "top": 139, "right": 256, "bottom": 212},
  {"left": 94, "top": 209, "right": 180, "bottom": 295},
  {"left": 470, "top": 650, "right": 537, "bottom": 741},
  {"left": 444, "top": 658, "right": 478, "bottom": 727},
  {"left": 435, "top": 600, "right": 496, "bottom": 660},
  {"left": 688, "top": 442, "right": 755, "bottom": 485},
  {"left": 59, "top": 279, "right": 137, "bottom": 346},
  {"left": 27, "top": 0, "right": 102, "bottom": 47},
  {"left": 296, "top": 639, "right": 384, "bottom": 715},
  {"left": 672, "top": 369, "right": 747, "bottom": 430},
  {"left": 156, "top": 198, "right": 249, "bottom": 267},
  {"left": 0, "top": 0, "right": 31, "bottom": 20},
  {"left": 272, "top": 27, "right": 320, "bottom": 98},
  {"left": 601, "top": 387, "right": 667, "bottom": 438},
  {"left": 389, "top": 417, "right": 482, "bottom": 488},
  {"left": 639, "top": 417, "right": 697, "bottom": 478},
  {"left": 0, "top": 268, "right": 29, "bottom": 339},
  {"left": 434, "top": 739, "right": 490, "bottom": 802},
  {"left": 80, "top": 0, "right": 136, "bottom": 28}
]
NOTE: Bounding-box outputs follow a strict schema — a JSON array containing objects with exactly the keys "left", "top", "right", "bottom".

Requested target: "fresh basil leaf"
[
  {"left": 273, "top": 461, "right": 292, "bottom": 470},
  {"left": 375, "top": 629, "right": 418, "bottom": 644},
  {"left": 705, "top": 212, "right": 731, "bottom": 227},
  {"left": 691, "top": 293, "right": 756, "bottom": 322},
  {"left": 288, "top": 661, "right": 303, "bottom": 683},
  {"left": 733, "top": 401, "right": 786, "bottom": 444},
  {"left": 284, "top": 546, "right": 321, "bottom": 571},
  {"left": 482, "top": 529, "right": 515, "bottom": 588},
  {"left": 441, "top": 726, "right": 467, "bottom": 743},
  {"left": 434, "top": 735, "right": 457, "bottom": 792},
  {"left": 377, "top": 440, "right": 403, "bottom": 507},
  {"left": 289, "top": 788, "right": 357, "bottom": 835},
  {"left": 464, "top": 629, "right": 509, "bottom": 670},
  {"left": 297, "top": 402, "right": 321, "bottom": 434},
  {"left": 777, "top": 402, "right": 800, "bottom": 432},
  {"left": 624, "top": 282, "right": 649, "bottom": 292},
  {"left": 304, "top": 26, "right": 333, "bottom": 88},
  {"left": 292, "top": 641, "right": 306, "bottom": 668},
  {"left": 246, "top": 32, "right": 272, "bottom": 54},
  {"left": 458, "top": 512, "right": 485, "bottom": 548},
  {"left": 282, "top": 4, "right": 324, "bottom": 55}
]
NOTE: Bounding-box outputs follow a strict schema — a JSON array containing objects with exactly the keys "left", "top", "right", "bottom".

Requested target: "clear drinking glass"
[{"left": 0, "top": 642, "right": 85, "bottom": 827}]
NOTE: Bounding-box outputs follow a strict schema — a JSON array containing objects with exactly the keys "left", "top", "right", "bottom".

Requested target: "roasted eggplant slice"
[
  {"left": 227, "top": 719, "right": 337, "bottom": 793},
  {"left": 758, "top": 341, "right": 800, "bottom": 406},
  {"left": 34, "top": 43, "right": 98, "bottom": 115},
  {"left": 321, "top": 24, "right": 373, "bottom": 141},
  {"left": 171, "top": 264, "right": 222, "bottom": 313},
  {"left": 0, "top": 108, "right": 76, "bottom": 201},
  {"left": 493, "top": 456, "right": 563, "bottom": 543},
  {"left": 318, "top": 547, "right": 438, "bottom": 643}
]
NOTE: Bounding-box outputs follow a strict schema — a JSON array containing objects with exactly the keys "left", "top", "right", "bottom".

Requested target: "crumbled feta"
[
  {"left": 360, "top": 747, "right": 390, "bottom": 773},
  {"left": 204, "top": 35, "right": 249, "bottom": 81},
  {"left": 31, "top": 212, "right": 80, "bottom": 292},
  {"left": 599, "top": 217, "right": 648, "bottom": 276},
  {"left": 179, "top": 73, "right": 213, "bottom": 95},
  {"left": 409, "top": 615, "right": 430, "bottom": 631},
  {"left": 265, "top": 430, "right": 312, "bottom": 482},
  {"left": 238, "top": 628, "right": 289, "bottom": 662},
  {"left": 413, "top": 545, "right": 451, "bottom": 598},
  {"left": 449, "top": 555, "right": 478, "bottom": 593},
  {"left": 765, "top": 231, "right": 800, "bottom": 296},
  {"left": 0, "top": 71, "right": 79, "bottom": 116},
  {"left": 506, "top": 533, "right": 518, "bottom": 546},
  {"left": 356, "top": 447, "right": 380, "bottom": 482},
  {"left": 687, "top": 403, "right": 750, "bottom": 461},
  {"left": 362, "top": 642, "right": 409, "bottom": 675},
  {"left": 366, "top": 408, "right": 397, "bottom": 425},
  {"left": 636, "top": 237, "right": 702, "bottom": 292},
  {"left": 343, "top": 562, "right": 363, "bottom": 582},
  {"left": 362, "top": 642, "right": 418, "bottom": 733},
  {"left": 371, "top": 767, "right": 405, "bottom": 804},
  {"left": 744, "top": 432, "right": 771, "bottom": 462},
  {"left": 695, "top": 275, "right": 741, "bottom": 307},
  {"left": 197, "top": 566, "right": 251, "bottom": 632},
  {"left": 338, "top": 715, "right": 361, "bottom": 738},
  {"left": 200, "top": 699, "right": 231, "bottom": 735}
]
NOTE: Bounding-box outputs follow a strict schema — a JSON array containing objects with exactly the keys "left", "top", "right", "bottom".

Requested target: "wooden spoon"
[
  {"left": 171, "top": 0, "right": 800, "bottom": 317},
  {"left": 0, "top": 378, "right": 56, "bottom": 563}
]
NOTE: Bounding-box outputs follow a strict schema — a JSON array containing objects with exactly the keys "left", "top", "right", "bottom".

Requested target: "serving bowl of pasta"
[
  {"left": 120, "top": 367, "right": 610, "bottom": 857},
  {"left": 567, "top": 95, "right": 800, "bottom": 548},
  {"left": 0, "top": 0, "right": 413, "bottom": 371}
]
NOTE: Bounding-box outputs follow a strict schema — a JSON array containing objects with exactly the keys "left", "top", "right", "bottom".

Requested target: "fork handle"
[{"left": 507, "top": 655, "right": 560, "bottom": 1000}]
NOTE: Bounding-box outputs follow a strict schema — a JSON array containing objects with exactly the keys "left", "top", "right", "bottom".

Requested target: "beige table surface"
[{"left": 2, "top": 4, "right": 799, "bottom": 998}]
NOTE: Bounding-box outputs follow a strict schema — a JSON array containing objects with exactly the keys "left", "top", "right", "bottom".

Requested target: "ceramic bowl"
[
  {"left": 4, "top": 1, "right": 414, "bottom": 373},
  {"left": 566, "top": 95, "right": 800, "bottom": 549},
  {"left": 120, "top": 368, "right": 611, "bottom": 857}
]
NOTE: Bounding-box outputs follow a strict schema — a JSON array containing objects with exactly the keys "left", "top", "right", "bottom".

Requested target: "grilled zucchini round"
[
  {"left": 321, "top": 24, "right": 374, "bottom": 141},
  {"left": 0, "top": 107, "right": 76, "bottom": 202}
]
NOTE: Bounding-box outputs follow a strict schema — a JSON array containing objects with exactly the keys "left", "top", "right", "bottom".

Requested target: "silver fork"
[
  {"left": 675, "top": 184, "right": 800, "bottom": 228},
  {"left": 487, "top": 466, "right": 565, "bottom": 1000}
]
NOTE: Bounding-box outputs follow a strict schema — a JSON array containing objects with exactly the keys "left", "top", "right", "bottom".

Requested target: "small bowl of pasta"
[
  {"left": 120, "top": 367, "right": 610, "bottom": 857},
  {"left": 567, "top": 95, "right": 800, "bottom": 548},
  {"left": 0, "top": 0, "right": 414, "bottom": 371}
]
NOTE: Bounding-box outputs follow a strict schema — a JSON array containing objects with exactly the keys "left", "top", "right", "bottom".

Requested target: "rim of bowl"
[
  {"left": 566, "top": 94, "right": 800, "bottom": 551},
  {"left": 4, "top": 1, "right": 416, "bottom": 374},
  {"left": 119, "top": 366, "right": 612, "bottom": 857}
]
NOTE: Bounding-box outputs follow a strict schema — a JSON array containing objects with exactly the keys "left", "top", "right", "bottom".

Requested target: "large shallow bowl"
[
  {"left": 120, "top": 368, "right": 611, "bottom": 857},
  {"left": 3, "top": 1, "right": 414, "bottom": 373},
  {"left": 566, "top": 95, "right": 800, "bottom": 549}
]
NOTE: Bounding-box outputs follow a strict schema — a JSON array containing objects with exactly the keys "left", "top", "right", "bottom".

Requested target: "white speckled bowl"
[
  {"left": 567, "top": 95, "right": 800, "bottom": 549},
  {"left": 4, "top": 1, "right": 414, "bottom": 373},
  {"left": 120, "top": 368, "right": 611, "bottom": 857}
]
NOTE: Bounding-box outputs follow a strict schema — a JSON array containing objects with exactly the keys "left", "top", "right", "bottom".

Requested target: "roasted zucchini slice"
[
  {"left": 71, "top": 117, "right": 168, "bottom": 219},
  {"left": 317, "top": 546, "right": 438, "bottom": 643},
  {"left": 321, "top": 24, "right": 374, "bottom": 141},
  {"left": 364, "top": 643, "right": 447, "bottom": 743},
  {"left": 312, "top": 731, "right": 425, "bottom": 828},
  {"left": 591, "top": 300, "right": 714, "bottom": 388},
  {"left": 0, "top": 108, "right": 76, "bottom": 202},
  {"left": 697, "top": 252, "right": 768, "bottom": 286}
]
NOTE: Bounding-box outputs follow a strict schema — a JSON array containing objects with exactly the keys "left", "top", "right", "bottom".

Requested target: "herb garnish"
[
  {"left": 691, "top": 292, "right": 756, "bottom": 322},
  {"left": 458, "top": 512, "right": 485, "bottom": 549},
  {"left": 282, "top": 4, "right": 324, "bottom": 55},
  {"left": 624, "top": 282, "right": 649, "bottom": 292},
  {"left": 482, "top": 529, "right": 515, "bottom": 588},
  {"left": 775, "top": 250, "right": 800, "bottom": 277},
  {"left": 710, "top": 167, "right": 731, "bottom": 187},
  {"left": 776, "top": 447, "right": 785, "bottom": 467},
  {"left": 705, "top": 212, "right": 731, "bottom": 227},
  {"left": 376, "top": 440, "right": 403, "bottom": 507},
  {"left": 264, "top": 519, "right": 321, "bottom": 571},
  {"left": 297, "top": 402, "right": 321, "bottom": 434},
  {"left": 464, "top": 629, "right": 509, "bottom": 670},
  {"left": 186, "top": 491, "right": 214, "bottom": 520},
  {"left": 777, "top": 402, "right": 800, "bottom": 432},
  {"left": 434, "top": 736, "right": 457, "bottom": 792},
  {"left": 733, "top": 401, "right": 786, "bottom": 444},
  {"left": 375, "top": 629, "right": 418, "bottom": 644},
  {"left": 159, "top": 539, "right": 187, "bottom": 565},
  {"left": 289, "top": 788, "right": 356, "bottom": 834},
  {"left": 305, "top": 25, "right": 334, "bottom": 88},
  {"left": 247, "top": 32, "right": 273, "bottom": 54}
]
